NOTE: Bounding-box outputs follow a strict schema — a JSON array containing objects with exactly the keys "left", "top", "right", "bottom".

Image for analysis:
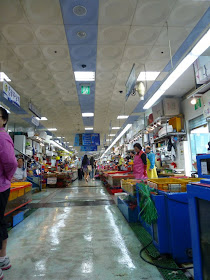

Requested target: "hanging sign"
[
  {"left": 31, "top": 117, "right": 39, "bottom": 127},
  {"left": 81, "top": 85, "right": 90, "bottom": 95},
  {"left": 29, "top": 102, "right": 41, "bottom": 119},
  {"left": 125, "top": 64, "right": 136, "bottom": 100},
  {"left": 3, "top": 81, "right": 20, "bottom": 107},
  {"left": 195, "top": 98, "right": 202, "bottom": 110},
  {"left": 47, "top": 177, "right": 57, "bottom": 185},
  {"left": 74, "top": 133, "right": 100, "bottom": 146},
  {"left": 80, "top": 145, "right": 97, "bottom": 152}
]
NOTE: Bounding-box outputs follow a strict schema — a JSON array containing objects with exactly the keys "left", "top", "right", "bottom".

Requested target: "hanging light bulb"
[{"left": 191, "top": 97, "right": 197, "bottom": 105}]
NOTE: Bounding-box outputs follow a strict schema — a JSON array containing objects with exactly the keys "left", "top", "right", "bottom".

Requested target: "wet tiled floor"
[{"left": 5, "top": 180, "right": 162, "bottom": 280}]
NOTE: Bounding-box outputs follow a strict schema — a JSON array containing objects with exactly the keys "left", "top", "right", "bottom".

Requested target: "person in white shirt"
[
  {"left": 77, "top": 158, "right": 83, "bottom": 180},
  {"left": 12, "top": 158, "right": 27, "bottom": 182}
]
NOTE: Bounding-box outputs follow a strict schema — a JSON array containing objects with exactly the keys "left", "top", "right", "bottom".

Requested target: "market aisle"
[{"left": 5, "top": 180, "right": 162, "bottom": 280}]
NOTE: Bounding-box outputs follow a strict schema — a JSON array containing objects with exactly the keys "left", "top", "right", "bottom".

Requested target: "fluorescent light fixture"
[
  {"left": 112, "top": 127, "right": 120, "bottom": 130},
  {"left": 106, "top": 139, "right": 112, "bottom": 142},
  {"left": 35, "top": 117, "right": 48, "bottom": 121},
  {"left": 160, "top": 54, "right": 197, "bottom": 91},
  {"left": 101, "top": 124, "right": 132, "bottom": 158},
  {"left": 108, "top": 134, "right": 116, "bottom": 137},
  {"left": 0, "top": 104, "right": 11, "bottom": 114},
  {"left": 69, "top": 145, "right": 73, "bottom": 147},
  {"left": 143, "top": 89, "right": 165, "bottom": 110},
  {"left": 143, "top": 28, "right": 210, "bottom": 110},
  {"left": 0, "top": 72, "right": 11, "bottom": 82},
  {"left": 85, "top": 127, "right": 93, "bottom": 130},
  {"left": 82, "top": 113, "right": 94, "bottom": 117},
  {"left": 191, "top": 28, "right": 210, "bottom": 56},
  {"left": 8, "top": 129, "right": 12, "bottom": 132},
  {"left": 50, "top": 140, "right": 69, "bottom": 153},
  {"left": 74, "top": 71, "right": 95, "bottom": 81},
  {"left": 137, "top": 72, "right": 160, "bottom": 81},
  {"left": 117, "top": 115, "right": 129, "bottom": 119},
  {"left": 48, "top": 128, "right": 57, "bottom": 131},
  {"left": 67, "top": 142, "right": 69, "bottom": 143},
  {"left": 57, "top": 137, "right": 61, "bottom": 139}
]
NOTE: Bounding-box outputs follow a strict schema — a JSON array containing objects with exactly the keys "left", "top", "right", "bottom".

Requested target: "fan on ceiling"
[{"left": 131, "top": 81, "right": 146, "bottom": 100}]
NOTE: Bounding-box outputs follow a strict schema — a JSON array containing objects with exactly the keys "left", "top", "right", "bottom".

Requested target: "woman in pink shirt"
[{"left": 0, "top": 107, "right": 17, "bottom": 279}]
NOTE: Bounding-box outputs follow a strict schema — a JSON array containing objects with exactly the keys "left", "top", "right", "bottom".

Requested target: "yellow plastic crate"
[
  {"left": 25, "top": 186, "right": 32, "bottom": 194},
  {"left": 148, "top": 178, "right": 202, "bottom": 192},
  {"left": 8, "top": 191, "right": 18, "bottom": 201},
  {"left": 148, "top": 178, "right": 184, "bottom": 191},
  {"left": 18, "top": 188, "right": 25, "bottom": 197},
  {"left": 169, "top": 117, "right": 182, "bottom": 132}
]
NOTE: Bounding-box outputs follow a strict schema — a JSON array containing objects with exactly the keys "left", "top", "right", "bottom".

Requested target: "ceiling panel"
[
  {"left": 20, "top": 0, "right": 63, "bottom": 24},
  {"left": 99, "top": 0, "right": 137, "bottom": 25},
  {"left": 98, "top": 25, "right": 130, "bottom": 45},
  {"left": 127, "top": 26, "right": 162, "bottom": 46},
  {"left": 133, "top": 0, "right": 176, "bottom": 26}
]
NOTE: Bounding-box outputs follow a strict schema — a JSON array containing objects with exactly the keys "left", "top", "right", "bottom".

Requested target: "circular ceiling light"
[
  {"left": 191, "top": 97, "right": 197, "bottom": 105},
  {"left": 73, "top": 5, "right": 87, "bottom": 16},
  {"left": 77, "top": 31, "right": 87, "bottom": 38}
]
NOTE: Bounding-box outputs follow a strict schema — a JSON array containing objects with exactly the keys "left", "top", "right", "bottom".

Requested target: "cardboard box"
[
  {"left": 152, "top": 98, "right": 180, "bottom": 120},
  {"left": 152, "top": 101, "right": 164, "bottom": 120},
  {"left": 163, "top": 98, "right": 180, "bottom": 116}
]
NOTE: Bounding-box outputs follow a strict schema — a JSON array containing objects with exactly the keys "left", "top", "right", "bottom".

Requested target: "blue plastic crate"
[
  {"left": 117, "top": 197, "right": 138, "bottom": 223},
  {"left": 13, "top": 211, "right": 24, "bottom": 227},
  {"left": 136, "top": 183, "right": 192, "bottom": 263}
]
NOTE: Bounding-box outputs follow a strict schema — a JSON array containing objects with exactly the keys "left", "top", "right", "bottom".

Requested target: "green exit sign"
[{"left": 81, "top": 86, "right": 90, "bottom": 95}]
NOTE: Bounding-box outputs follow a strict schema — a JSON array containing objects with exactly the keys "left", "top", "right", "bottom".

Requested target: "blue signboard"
[
  {"left": 82, "top": 133, "right": 92, "bottom": 146},
  {"left": 74, "top": 133, "right": 100, "bottom": 146},
  {"left": 74, "top": 134, "right": 83, "bottom": 146},
  {"left": 91, "top": 133, "right": 100, "bottom": 146},
  {"left": 80, "top": 145, "right": 97, "bottom": 152}
]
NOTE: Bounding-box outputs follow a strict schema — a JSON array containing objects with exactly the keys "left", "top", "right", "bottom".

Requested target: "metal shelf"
[{"left": 154, "top": 132, "right": 186, "bottom": 142}]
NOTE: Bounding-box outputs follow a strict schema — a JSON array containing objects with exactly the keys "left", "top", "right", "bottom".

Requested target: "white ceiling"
[{"left": 0, "top": 0, "right": 209, "bottom": 147}]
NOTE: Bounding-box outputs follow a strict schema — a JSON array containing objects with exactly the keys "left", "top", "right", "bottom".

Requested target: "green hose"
[{"left": 137, "top": 183, "right": 158, "bottom": 225}]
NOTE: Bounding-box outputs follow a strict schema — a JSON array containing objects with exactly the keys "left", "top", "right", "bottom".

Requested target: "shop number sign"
[
  {"left": 81, "top": 86, "right": 90, "bottom": 95},
  {"left": 3, "top": 81, "right": 20, "bottom": 107},
  {"left": 47, "top": 177, "right": 57, "bottom": 185}
]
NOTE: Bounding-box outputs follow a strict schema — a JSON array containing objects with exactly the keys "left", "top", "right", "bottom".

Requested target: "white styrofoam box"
[
  {"left": 14, "top": 135, "right": 26, "bottom": 155},
  {"left": 46, "top": 150, "right": 53, "bottom": 156},
  {"left": 25, "top": 149, "right": 33, "bottom": 156},
  {"left": 152, "top": 101, "right": 163, "bottom": 120},
  {"left": 158, "top": 125, "right": 173, "bottom": 137},
  {"left": 113, "top": 193, "right": 128, "bottom": 205},
  {"left": 163, "top": 98, "right": 180, "bottom": 116},
  {"left": 27, "top": 131, "right": 34, "bottom": 137}
]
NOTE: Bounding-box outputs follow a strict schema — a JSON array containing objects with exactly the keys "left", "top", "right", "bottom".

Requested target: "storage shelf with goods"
[{"left": 154, "top": 132, "right": 187, "bottom": 143}]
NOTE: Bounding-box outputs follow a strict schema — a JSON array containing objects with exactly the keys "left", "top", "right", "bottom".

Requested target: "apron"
[
  {"left": 147, "top": 158, "right": 158, "bottom": 179},
  {"left": 133, "top": 151, "right": 147, "bottom": 180}
]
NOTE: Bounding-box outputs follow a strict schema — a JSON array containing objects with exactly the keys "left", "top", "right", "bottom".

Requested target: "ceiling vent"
[{"left": 73, "top": 5, "right": 87, "bottom": 16}]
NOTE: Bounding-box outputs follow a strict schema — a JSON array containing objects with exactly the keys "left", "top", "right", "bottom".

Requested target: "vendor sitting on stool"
[
  {"left": 145, "top": 146, "right": 158, "bottom": 179},
  {"left": 12, "top": 158, "right": 27, "bottom": 182}
]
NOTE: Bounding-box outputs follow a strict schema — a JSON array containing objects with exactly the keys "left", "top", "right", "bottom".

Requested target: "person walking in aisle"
[
  {"left": 90, "top": 156, "right": 95, "bottom": 180},
  {"left": 0, "top": 108, "right": 17, "bottom": 280},
  {"left": 133, "top": 143, "right": 147, "bottom": 179},
  {"left": 145, "top": 146, "right": 158, "bottom": 179},
  {"left": 82, "top": 155, "right": 90, "bottom": 182},
  {"left": 77, "top": 158, "right": 83, "bottom": 180}
]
